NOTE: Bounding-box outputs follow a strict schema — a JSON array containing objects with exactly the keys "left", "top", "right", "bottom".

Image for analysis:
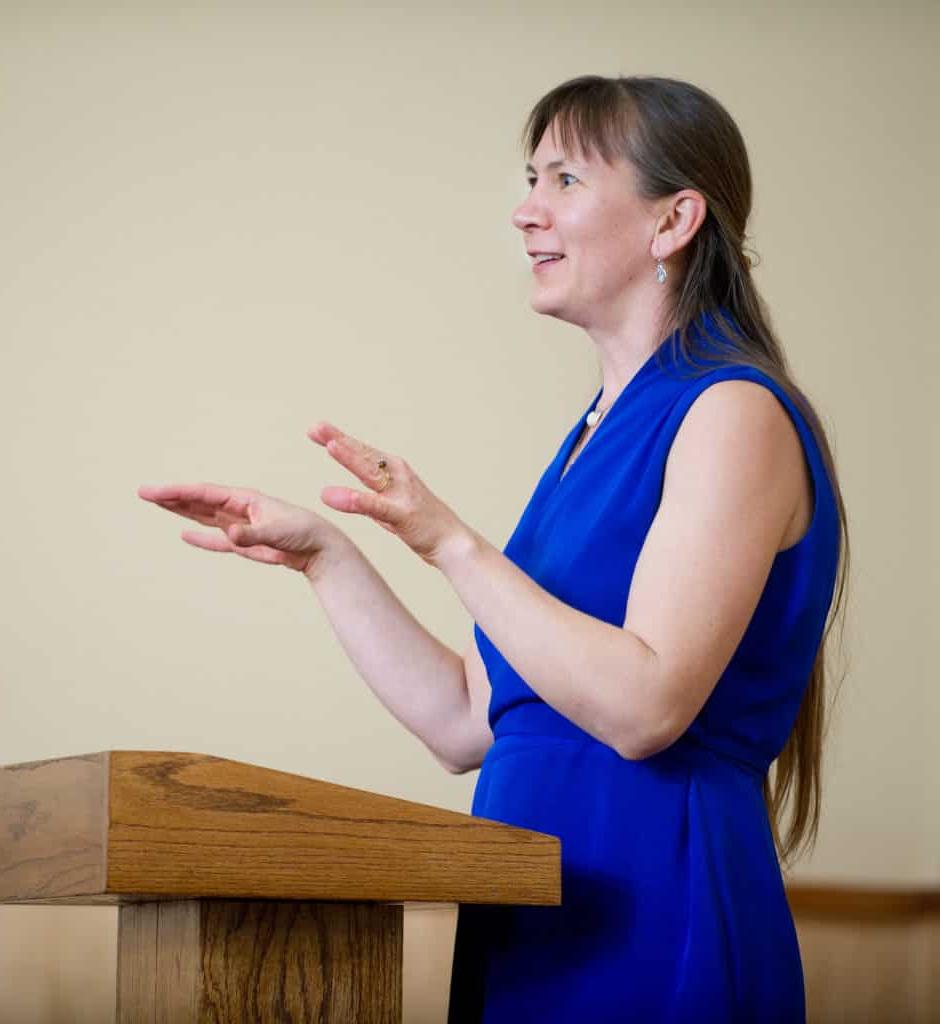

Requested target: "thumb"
[{"left": 227, "top": 523, "right": 270, "bottom": 547}]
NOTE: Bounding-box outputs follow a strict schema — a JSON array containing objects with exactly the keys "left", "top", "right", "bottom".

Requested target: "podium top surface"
[{"left": 1, "top": 750, "right": 560, "bottom": 907}]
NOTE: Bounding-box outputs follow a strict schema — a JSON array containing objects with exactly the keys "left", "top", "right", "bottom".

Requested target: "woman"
[{"left": 139, "top": 75, "right": 848, "bottom": 1023}]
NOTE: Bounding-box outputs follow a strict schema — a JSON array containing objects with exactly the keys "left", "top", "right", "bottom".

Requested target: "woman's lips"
[{"left": 533, "top": 256, "right": 565, "bottom": 273}]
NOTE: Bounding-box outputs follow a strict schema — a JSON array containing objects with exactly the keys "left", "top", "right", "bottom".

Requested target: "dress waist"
[{"left": 492, "top": 700, "right": 768, "bottom": 781}]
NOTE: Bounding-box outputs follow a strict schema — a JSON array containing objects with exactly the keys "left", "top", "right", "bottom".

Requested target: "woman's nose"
[{"left": 511, "top": 193, "right": 549, "bottom": 232}]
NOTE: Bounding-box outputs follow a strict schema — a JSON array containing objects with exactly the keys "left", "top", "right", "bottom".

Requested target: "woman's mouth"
[{"left": 532, "top": 255, "right": 565, "bottom": 273}]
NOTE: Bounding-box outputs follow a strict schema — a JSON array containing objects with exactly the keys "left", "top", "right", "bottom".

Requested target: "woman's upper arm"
[
  {"left": 623, "top": 379, "right": 807, "bottom": 756},
  {"left": 450, "top": 633, "right": 495, "bottom": 773},
  {"left": 432, "top": 631, "right": 494, "bottom": 774}
]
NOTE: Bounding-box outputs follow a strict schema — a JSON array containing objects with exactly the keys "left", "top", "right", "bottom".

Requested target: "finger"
[
  {"left": 219, "top": 524, "right": 293, "bottom": 563},
  {"left": 140, "top": 483, "right": 230, "bottom": 504},
  {"left": 321, "top": 486, "right": 401, "bottom": 526},
  {"left": 182, "top": 530, "right": 290, "bottom": 566},
  {"left": 141, "top": 486, "right": 253, "bottom": 525},
  {"left": 325, "top": 436, "right": 393, "bottom": 493},
  {"left": 319, "top": 485, "right": 359, "bottom": 514},
  {"left": 307, "top": 421, "right": 343, "bottom": 447},
  {"left": 181, "top": 530, "right": 238, "bottom": 553},
  {"left": 225, "top": 522, "right": 281, "bottom": 548},
  {"left": 307, "top": 423, "right": 393, "bottom": 492},
  {"left": 170, "top": 507, "right": 245, "bottom": 531},
  {"left": 184, "top": 483, "right": 257, "bottom": 514},
  {"left": 145, "top": 497, "right": 250, "bottom": 529},
  {"left": 139, "top": 483, "right": 255, "bottom": 509}
]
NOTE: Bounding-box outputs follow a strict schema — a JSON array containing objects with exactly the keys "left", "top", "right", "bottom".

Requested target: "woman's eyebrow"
[{"left": 524, "top": 158, "right": 583, "bottom": 174}]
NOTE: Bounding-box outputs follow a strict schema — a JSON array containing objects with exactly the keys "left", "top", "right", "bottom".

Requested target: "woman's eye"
[{"left": 525, "top": 172, "right": 577, "bottom": 190}]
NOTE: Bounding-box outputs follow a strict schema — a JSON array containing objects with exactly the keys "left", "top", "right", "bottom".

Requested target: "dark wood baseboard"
[{"left": 785, "top": 883, "right": 940, "bottom": 920}]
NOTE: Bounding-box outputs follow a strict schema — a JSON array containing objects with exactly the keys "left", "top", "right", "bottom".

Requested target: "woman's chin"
[{"left": 530, "top": 293, "right": 572, "bottom": 321}]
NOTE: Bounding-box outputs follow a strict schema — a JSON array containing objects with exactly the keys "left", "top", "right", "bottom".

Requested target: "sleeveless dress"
[{"left": 447, "top": 310, "right": 841, "bottom": 1024}]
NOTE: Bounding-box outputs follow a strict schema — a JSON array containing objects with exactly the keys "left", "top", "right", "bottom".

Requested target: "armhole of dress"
[{"left": 667, "top": 367, "right": 826, "bottom": 559}]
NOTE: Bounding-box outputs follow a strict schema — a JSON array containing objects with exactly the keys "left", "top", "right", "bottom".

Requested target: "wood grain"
[
  {"left": 0, "top": 751, "right": 108, "bottom": 901},
  {"left": 116, "top": 899, "right": 402, "bottom": 1023},
  {"left": 106, "top": 750, "right": 558, "bottom": 905},
  {"left": 1, "top": 750, "right": 561, "bottom": 908}
]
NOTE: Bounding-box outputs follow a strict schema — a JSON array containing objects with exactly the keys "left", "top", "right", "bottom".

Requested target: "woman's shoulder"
[{"left": 668, "top": 360, "right": 813, "bottom": 440}]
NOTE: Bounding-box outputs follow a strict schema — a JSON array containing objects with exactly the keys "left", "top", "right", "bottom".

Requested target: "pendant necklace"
[{"left": 585, "top": 403, "right": 610, "bottom": 428}]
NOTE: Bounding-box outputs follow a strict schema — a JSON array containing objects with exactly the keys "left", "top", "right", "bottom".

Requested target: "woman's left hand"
[{"left": 308, "top": 421, "right": 474, "bottom": 569}]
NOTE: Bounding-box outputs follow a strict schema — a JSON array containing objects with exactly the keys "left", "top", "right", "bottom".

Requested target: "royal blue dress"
[{"left": 447, "top": 310, "right": 841, "bottom": 1024}]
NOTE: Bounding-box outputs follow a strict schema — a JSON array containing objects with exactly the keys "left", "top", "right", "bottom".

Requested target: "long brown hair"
[{"left": 521, "top": 75, "right": 850, "bottom": 870}]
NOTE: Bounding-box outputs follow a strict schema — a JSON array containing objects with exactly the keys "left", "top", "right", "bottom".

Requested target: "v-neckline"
[
  {"left": 556, "top": 342, "right": 668, "bottom": 486},
  {"left": 558, "top": 421, "right": 596, "bottom": 482}
]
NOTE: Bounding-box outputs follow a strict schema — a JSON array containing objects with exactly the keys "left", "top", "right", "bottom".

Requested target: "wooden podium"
[{"left": 0, "top": 750, "right": 560, "bottom": 1022}]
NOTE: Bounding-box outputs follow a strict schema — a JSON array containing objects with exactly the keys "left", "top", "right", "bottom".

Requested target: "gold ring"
[{"left": 375, "top": 459, "right": 391, "bottom": 492}]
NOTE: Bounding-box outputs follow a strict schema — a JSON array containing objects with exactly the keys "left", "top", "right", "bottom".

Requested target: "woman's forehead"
[
  {"left": 537, "top": 122, "right": 588, "bottom": 160},
  {"left": 526, "top": 137, "right": 629, "bottom": 180},
  {"left": 524, "top": 153, "right": 589, "bottom": 173},
  {"left": 530, "top": 119, "right": 624, "bottom": 172}
]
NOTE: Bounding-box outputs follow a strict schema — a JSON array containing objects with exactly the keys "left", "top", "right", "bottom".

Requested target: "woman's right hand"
[{"left": 137, "top": 482, "right": 348, "bottom": 578}]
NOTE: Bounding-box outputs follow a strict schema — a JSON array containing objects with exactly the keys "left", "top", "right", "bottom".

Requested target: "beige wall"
[{"left": 1, "top": 3, "right": 936, "bottom": 1020}]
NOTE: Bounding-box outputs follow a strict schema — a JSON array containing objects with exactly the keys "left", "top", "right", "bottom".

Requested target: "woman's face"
[{"left": 511, "top": 120, "right": 658, "bottom": 331}]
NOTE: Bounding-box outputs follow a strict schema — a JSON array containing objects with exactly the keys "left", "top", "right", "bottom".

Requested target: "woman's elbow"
[{"left": 613, "top": 706, "right": 682, "bottom": 761}]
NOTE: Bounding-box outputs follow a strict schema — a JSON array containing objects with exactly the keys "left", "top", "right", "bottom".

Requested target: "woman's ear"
[{"left": 654, "top": 190, "right": 707, "bottom": 260}]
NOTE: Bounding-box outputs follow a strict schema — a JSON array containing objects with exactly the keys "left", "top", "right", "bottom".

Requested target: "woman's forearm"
[
  {"left": 435, "top": 526, "right": 662, "bottom": 759},
  {"left": 304, "top": 538, "right": 468, "bottom": 769}
]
